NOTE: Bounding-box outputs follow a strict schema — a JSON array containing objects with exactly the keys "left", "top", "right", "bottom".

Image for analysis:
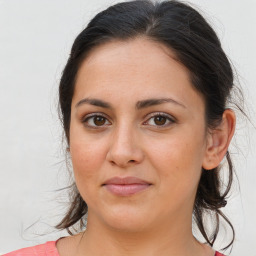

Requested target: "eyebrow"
[
  {"left": 75, "top": 97, "right": 186, "bottom": 109},
  {"left": 75, "top": 98, "right": 112, "bottom": 109},
  {"left": 136, "top": 98, "right": 186, "bottom": 109}
]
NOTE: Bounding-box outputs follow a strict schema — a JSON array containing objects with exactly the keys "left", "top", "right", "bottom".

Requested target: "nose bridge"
[
  {"left": 111, "top": 120, "right": 136, "bottom": 155},
  {"left": 106, "top": 119, "right": 143, "bottom": 167}
]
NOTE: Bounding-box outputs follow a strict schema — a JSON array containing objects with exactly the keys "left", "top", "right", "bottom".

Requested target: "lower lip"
[{"left": 104, "top": 184, "right": 151, "bottom": 196}]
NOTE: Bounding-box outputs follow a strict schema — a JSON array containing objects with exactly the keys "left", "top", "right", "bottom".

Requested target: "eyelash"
[
  {"left": 143, "top": 112, "right": 176, "bottom": 128},
  {"left": 82, "top": 113, "right": 111, "bottom": 129},
  {"left": 81, "top": 112, "right": 176, "bottom": 129}
]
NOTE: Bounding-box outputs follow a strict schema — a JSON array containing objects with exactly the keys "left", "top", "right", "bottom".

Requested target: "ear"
[{"left": 202, "top": 109, "right": 236, "bottom": 170}]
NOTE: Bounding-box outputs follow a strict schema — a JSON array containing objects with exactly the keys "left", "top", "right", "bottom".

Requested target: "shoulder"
[{"left": 2, "top": 241, "right": 59, "bottom": 256}]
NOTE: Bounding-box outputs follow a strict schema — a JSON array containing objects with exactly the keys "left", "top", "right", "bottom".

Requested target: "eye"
[
  {"left": 82, "top": 114, "right": 111, "bottom": 128},
  {"left": 144, "top": 113, "right": 175, "bottom": 127}
]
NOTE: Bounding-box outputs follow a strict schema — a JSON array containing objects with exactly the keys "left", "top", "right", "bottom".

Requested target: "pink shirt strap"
[{"left": 215, "top": 252, "right": 225, "bottom": 256}]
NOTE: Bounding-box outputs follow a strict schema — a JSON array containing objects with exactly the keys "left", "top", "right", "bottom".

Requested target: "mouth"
[{"left": 102, "top": 176, "right": 152, "bottom": 196}]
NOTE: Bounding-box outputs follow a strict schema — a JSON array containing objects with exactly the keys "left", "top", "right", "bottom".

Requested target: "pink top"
[
  {"left": 3, "top": 241, "right": 59, "bottom": 256},
  {"left": 3, "top": 240, "right": 225, "bottom": 256}
]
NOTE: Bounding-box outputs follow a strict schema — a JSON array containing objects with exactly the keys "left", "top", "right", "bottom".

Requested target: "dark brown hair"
[{"left": 57, "top": 0, "right": 238, "bottom": 250}]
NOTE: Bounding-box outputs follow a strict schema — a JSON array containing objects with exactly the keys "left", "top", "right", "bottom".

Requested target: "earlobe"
[{"left": 202, "top": 109, "right": 236, "bottom": 170}]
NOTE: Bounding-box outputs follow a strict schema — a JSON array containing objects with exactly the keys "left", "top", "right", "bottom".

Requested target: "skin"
[{"left": 57, "top": 37, "right": 235, "bottom": 256}]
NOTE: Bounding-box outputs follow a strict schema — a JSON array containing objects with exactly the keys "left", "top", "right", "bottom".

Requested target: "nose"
[{"left": 106, "top": 125, "right": 144, "bottom": 168}]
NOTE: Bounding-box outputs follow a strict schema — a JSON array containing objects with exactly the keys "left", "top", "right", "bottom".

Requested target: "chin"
[{"left": 101, "top": 206, "right": 153, "bottom": 232}]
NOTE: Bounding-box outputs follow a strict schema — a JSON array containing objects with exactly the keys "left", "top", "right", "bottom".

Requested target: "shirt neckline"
[{"left": 49, "top": 239, "right": 222, "bottom": 256}]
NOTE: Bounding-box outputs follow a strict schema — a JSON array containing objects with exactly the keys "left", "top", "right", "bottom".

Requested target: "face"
[{"left": 69, "top": 37, "right": 209, "bottom": 232}]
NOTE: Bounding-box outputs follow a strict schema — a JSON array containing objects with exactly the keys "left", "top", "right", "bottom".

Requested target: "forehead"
[
  {"left": 84, "top": 37, "right": 178, "bottom": 66},
  {"left": 79, "top": 37, "right": 182, "bottom": 79},
  {"left": 73, "top": 37, "right": 204, "bottom": 112}
]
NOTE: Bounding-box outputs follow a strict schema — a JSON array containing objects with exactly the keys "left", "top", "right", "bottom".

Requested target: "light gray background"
[{"left": 0, "top": 0, "right": 255, "bottom": 255}]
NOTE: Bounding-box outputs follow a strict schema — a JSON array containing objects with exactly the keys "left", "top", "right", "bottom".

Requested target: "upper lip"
[{"left": 103, "top": 176, "right": 151, "bottom": 185}]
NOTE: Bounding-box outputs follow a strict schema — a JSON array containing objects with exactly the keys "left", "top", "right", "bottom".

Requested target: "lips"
[{"left": 103, "top": 176, "right": 152, "bottom": 196}]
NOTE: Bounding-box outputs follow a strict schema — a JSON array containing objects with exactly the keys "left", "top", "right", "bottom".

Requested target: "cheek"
[
  {"left": 69, "top": 137, "right": 107, "bottom": 196},
  {"left": 146, "top": 130, "right": 205, "bottom": 193}
]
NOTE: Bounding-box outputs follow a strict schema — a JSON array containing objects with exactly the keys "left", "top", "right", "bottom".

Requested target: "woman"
[{"left": 4, "top": 0, "right": 238, "bottom": 255}]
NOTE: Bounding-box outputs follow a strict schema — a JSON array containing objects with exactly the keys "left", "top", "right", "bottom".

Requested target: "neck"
[{"left": 75, "top": 213, "right": 209, "bottom": 256}]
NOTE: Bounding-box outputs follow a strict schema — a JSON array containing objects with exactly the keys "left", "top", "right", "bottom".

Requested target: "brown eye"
[
  {"left": 154, "top": 116, "right": 167, "bottom": 125},
  {"left": 83, "top": 114, "right": 111, "bottom": 128},
  {"left": 93, "top": 116, "right": 106, "bottom": 126},
  {"left": 145, "top": 113, "right": 175, "bottom": 127}
]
